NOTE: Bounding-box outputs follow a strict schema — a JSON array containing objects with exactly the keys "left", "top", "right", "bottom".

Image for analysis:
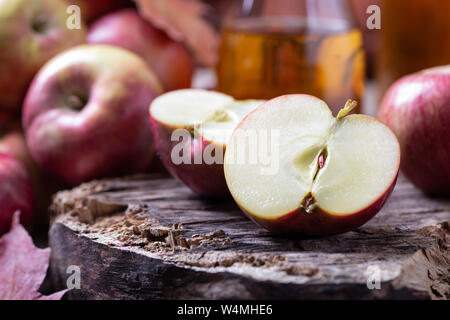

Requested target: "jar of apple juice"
[{"left": 216, "top": 0, "right": 365, "bottom": 115}]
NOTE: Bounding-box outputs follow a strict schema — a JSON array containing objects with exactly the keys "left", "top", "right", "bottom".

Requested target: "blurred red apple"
[
  {"left": 23, "top": 45, "right": 163, "bottom": 186},
  {"left": 0, "top": 0, "right": 85, "bottom": 113},
  {"left": 0, "top": 153, "right": 34, "bottom": 236},
  {"left": 0, "top": 126, "right": 66, "bottom": 230},
  {"left": 88, "top": 9, "right": 194, "bottom": 92},
  {"left": 0, "top": 125, "right": 33, "bottom": 175},
  {"left": 67, "top": 0, "right": 133, "bottom": 23},
  {"left": 379, "top": 66, "right": 450, "bottom": 196}
]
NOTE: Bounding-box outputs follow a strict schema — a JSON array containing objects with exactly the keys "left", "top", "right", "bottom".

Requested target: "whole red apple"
[
  {"left": 379, "top": 66, "right": 450, "bottom": 196},
  {"left": 23, "top": 45, "right": 163, "bottom": 186},
  {"left": 87, "top": 9, "right": 194, "bottom": 92},
  {"left": 0, "top": 0, "right": 85, "bottom": 112},
  {"left": 67, "top": 0, "right": 133, "bottom": 23},
  {"left": 0, "top": 153, "right": 34, "bottom": 236}
]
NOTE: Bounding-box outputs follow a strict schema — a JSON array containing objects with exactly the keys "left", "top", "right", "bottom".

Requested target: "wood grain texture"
[{"left": 48, "top": 174, "right": 449, "bottom": 300}]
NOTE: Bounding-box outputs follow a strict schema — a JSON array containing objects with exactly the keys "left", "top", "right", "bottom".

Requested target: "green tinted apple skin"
[
  {"left": 0, "top": 0, "right": 85, "bottom": 112},
  {"left": 150, "top": 116, "right": 229, "bottom": 198},
  {"left": 23, "top": 45, "right": 163, "bottom": 186},
  {"left": 237, "top": 174, "right": 397, "bottom": 237},
  {"left": 379, "top": 67, "right": 450, "bottom": 196}
]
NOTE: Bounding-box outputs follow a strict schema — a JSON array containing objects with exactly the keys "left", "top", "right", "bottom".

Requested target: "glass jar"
[
  {"left": 216, "top": 0, "right": 365, "bottom": 115},
  {"left": 378, "top": 0, "right": 450, "bottom": 94}
]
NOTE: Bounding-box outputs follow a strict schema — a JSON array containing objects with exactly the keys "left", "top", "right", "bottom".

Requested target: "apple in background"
[
  {"left": 379, "top": 66, "right": 450, "bottom": 196},
  {"left": 67, "top": 0, "right": 133, "bottom": 23},
  {"left": 0, "top": 124, "right": 35, "bottom": 177},
  {"left": 23, "top": 45, "right": 163, "bottom": 186},
  {"left": 224, "top": 95, "right": 400, "bottom": 236},
  {"left": 87, "top": 9, "right": 194, "bottom": 92},
  {"left": 0, "top": 126, "right": 66, "bottom": 230},
  {"left": 0, "top": 0, "right": 85, "bottom": 113},
  {"left": 0, "top": 154, "right": 34, "bottom": 236},
  {"left": 150, "top": 89, "right": 263, "bottom": 197}
]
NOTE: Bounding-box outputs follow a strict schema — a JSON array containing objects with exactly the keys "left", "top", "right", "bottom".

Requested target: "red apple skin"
[
  {"left": 67, "top": 0, "right": 133, "bottom": 23},
  {"left": 0, "top": 154, "right": 34, "bottom": 236},
  {"left": 379, "top": 66, "right": 450, "bottom": 196},
  {"left": 23, "top": 45, "right": 163, "bottom": 186},
  {"left": 150, "top": 118, "right": 229, "bottom": 198},
  {"left": 0, "top": 127, "right": 66, "bottom": 230},
  {"left": 241, "top": 174, "right": 398, "bottom": 237},
  {"left": 87, "top": 9, "right": 194, "bottom": 92},
  {"left": 0, "top": 0, "right": 85, "bottom": 112},
  {"left": 0, "top": 124, "right": 35, "bottom": 177}
]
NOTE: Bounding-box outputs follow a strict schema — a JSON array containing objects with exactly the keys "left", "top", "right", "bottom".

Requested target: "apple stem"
[{"left": 337, "top": 100, "right": 358, "bottom": 120}]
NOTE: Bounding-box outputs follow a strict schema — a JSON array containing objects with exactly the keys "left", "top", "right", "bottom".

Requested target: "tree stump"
[{"left": 48, "top": 174, "right": 449, "bottom": 300}]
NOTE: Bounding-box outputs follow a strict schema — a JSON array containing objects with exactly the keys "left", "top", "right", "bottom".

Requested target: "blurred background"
[{"left": 208, "top": 0, "right": 450, "bottom": 115}]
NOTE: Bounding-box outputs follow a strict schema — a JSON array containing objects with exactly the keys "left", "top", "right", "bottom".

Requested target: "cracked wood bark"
[{"left": 48, "top": 174, "right": 450, "bottom": 300}]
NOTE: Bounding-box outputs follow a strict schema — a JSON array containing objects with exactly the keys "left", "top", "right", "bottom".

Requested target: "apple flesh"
[
  {"left": 379, "top": 66, "right": 450, "bottom": 196},
  {"left": 87, "top": 9, "right": 194, "bottom": 92},
  {"left": 0, "top": 0, "right": 85, "bottom": 112},
  {"left": 0, "top": 153, "right": 34, "bottom": 236},
  {"left": 150, "top": 89, "right": 263, "bottom": 197},
  {"left": 224, "top": 95, "right": 400, "bottom": 236},
  {"left": 23, "top": 45, "right": 163, "bottom": 186}
]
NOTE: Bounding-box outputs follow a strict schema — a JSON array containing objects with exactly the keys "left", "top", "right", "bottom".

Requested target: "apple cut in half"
[
  {"left": 224, "top": 95, "right": 401, "bottom": 236},
  {"left": 150, "top": 89, "right": 264, "bottom": 197}
]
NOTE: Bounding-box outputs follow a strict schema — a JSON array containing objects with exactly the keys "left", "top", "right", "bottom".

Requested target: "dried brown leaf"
[{"left": 0, "top": 212, "right": 68, "bottom": 300}]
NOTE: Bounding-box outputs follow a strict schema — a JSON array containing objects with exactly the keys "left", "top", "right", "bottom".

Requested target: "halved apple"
[
  {"left": 150, "top": 89, "right": 263, "bottom": 197},
  {"left": 224, "top": 95, "right": 400, "bottom": 236}
]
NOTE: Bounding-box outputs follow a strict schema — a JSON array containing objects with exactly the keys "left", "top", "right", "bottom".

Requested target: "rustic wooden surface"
[{"left": 48, "top": 174, "right": 449, "bottom": 300}]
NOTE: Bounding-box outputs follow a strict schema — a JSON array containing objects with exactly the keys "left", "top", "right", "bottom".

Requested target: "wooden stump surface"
[{"left": 48, "top": 174, "right": 449, "bottom": 300}]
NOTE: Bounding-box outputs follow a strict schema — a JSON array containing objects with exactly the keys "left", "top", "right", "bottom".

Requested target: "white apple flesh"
[
  {"left": 150, "top": 89, "right": 263, "bottom": 197},
  {"left": 224, "top": 95, "right": 400, "bottom": 236}
]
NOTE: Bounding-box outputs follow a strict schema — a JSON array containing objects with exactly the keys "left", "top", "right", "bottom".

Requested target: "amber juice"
[{"left": 217, "top": 17, "right": 365, "bottom": 114}]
